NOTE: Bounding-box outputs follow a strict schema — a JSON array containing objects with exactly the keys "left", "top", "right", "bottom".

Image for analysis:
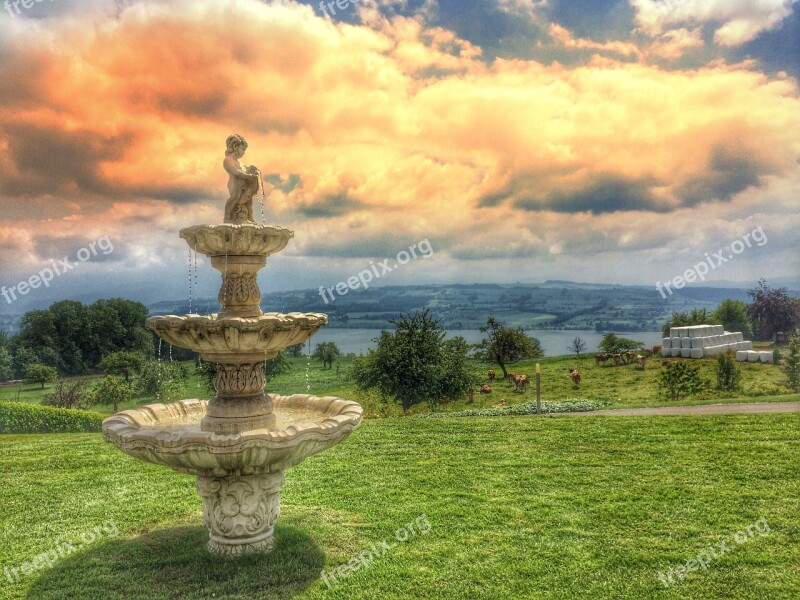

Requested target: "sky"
[{"left": 0, "top": 0, "right": 798, "bottom": 313}]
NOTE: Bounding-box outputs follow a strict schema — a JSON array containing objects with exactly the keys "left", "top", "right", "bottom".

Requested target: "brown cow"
[
  {"left": 612, "top": 353, "right": 623, "bottom": 366},
  {"left": 569, "top": 368, "right": 581, "bottom": 388},
  {"left": 438, "top": 397, "right": 454, "bottom": 411},
  {"left": 487, "top": 369, "right": 496, "bottom": 383},
  {"left": 507, "top": 371, "right": 517, "bottom": 384},
  {"left": 514, "top": 374, "right": 530, "bottom": 392},
  {"left": 595, "top": 353, "right": 610, "bottom": 366},
  {"left": 480, "top": 384, "right": 492, "bottom": 394},
  {"left": 635, "top": 354, "right": 646, "bottom": 369}
]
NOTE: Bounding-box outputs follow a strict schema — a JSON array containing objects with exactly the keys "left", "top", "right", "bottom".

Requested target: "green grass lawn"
[
  {"left": 0, "top": 413, "right": 798, "bottom": 599},
  {"left": 0, "top": 349, "right": 795, "bottom": 418}
]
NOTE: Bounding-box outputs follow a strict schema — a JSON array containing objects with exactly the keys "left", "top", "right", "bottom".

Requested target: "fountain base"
[{"left": 196, "top": 471, "right": 284, "bottom": 556}]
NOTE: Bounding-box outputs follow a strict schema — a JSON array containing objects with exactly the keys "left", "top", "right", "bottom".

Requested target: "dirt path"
[{"left": 559, "top": 401, "right": 800, "bottom": 417}]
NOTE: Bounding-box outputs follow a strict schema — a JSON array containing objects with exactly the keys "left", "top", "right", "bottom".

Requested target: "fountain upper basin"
[
  {"left": 146, "top": 313, "right": 327, "bottom": 359},
  {"left": 102, "top": 395, "right": 363, "bottom": 477},
  {"left": 181, "top": 224, "right": 294, "bottom": 257}
]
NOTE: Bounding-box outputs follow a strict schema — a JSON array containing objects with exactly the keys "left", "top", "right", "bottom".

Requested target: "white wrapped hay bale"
[
  {"left": 734, "top": 332, "right": 743, "bottom": 342},
  {"left": 691, "top": 338, "right": 704, "bottom": 349},
  {"left": 747, "top": 351, "right": 760, "bottom": 362},
  {"left": 671, "top": 337, "right": 681, "bottom": 348},
  {"left": 741, "top": 341, "right": 753, "bottom": 350},
  {"left": 688, "top": 327, "right": 702, "bottom": 338},
  {"left": 760, "top": 352, "right": 774, "bottom": 364},
  {"left": 736, "top": 351, "right": 749, "bottom": 361},
  {"left": 671, "top": 348, "right": 681, "bottom": 357},
  {"left": 681, "top": 338, "right": 692, "bottom": 349},
  {"left": 681, "top": 348, "right": 692, "bottom": 358},
  {"left": 690, "top": 348, "right": 704, "bottom": 359},
  {"left": 662, "top": 338, "right": 672, "bottom": 349},
  {"left": 662, "top": 348, "right": 671, "bottom": 357}
]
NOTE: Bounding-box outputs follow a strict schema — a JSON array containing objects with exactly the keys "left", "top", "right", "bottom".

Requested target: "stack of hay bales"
[
  {"left": 735, "top": 350, "right": 774, "bottom": 363},
  {"left": 661, "top": 325, "right": 752, "bottom": 359}
]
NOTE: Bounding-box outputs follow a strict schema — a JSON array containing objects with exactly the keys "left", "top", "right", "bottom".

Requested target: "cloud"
[{"left": 631, "top": 0, "right": 798, "bottom": 46}]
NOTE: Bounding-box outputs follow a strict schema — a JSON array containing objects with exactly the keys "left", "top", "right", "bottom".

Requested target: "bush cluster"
[
  {"left": 415, "top": 399, "right": 601, "bottom": 418},
  {"left": 0, "top": 401, "right": 104, "bottom": 434}
]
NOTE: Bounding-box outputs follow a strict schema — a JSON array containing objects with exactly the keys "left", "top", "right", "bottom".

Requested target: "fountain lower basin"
[{"left": 103, "top": 395, "right": 362, "bottom": 555}]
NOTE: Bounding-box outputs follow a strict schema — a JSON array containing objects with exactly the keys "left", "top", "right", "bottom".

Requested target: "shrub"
[
  {"left": 658, "top": 361, "right": 706, "bottom": 402},
  {"left": 415, "top": 399, "right": 601, "bottom": 418},
  {"left": 783, "top": 336, "right": 800, "bottom": 392},
  {"left": 716, "top": 352, "right": 742, "bottom": 393},
  {"left": 773, "top": 348, "right": 783, "bottom": 366},
  {"left": 0, "top": 401, "right": 104, "bottom": 434}
]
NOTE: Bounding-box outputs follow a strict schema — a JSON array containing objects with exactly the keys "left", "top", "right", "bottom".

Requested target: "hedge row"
[
  {"left": 0, "top": 401, "right": 105, "bottom": 434},
  {"left": 415, "top": 399, "right": 602, "bottom": 419}
]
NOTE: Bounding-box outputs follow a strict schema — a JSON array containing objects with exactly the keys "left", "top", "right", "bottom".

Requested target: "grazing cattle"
[
  {"left": 507, "top": 371, "right": 517, "bottom": 384},
  {"left": 569, "top": 368, "right": 581, "bottom": 388},
  {"left": 492, "top": 400, "right": 506, "bottom": 408},
  {"left": 649, "top": 345, "right": 663, "bottom": 356},
  {"left": 487, "top": 369, "right": 496, "bottom": 383},
  {"left": 595, "top": 353, "right": 610, "bottom": 366},
  {"left": 612, "top": 353, "right": 623, "bottom": 366},
  {"left": 438, "top": 397, "right": 454, "bottom": 410},
  {"left": 480, "top": 384, "right": 492, "bottom": 394},
  {"left": 514, "top": 374, "right": 530, "bottom": 392},
  {"left": 625, "top": 351, "right": 637, "bottom": 364},
  {"left": 635, "top": 354, "right": 646, "bottom": 369}
]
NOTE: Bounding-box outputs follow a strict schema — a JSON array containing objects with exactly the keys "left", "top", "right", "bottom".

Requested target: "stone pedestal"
[{"left": 196, "top": 471, "right": 284, "bottom": 556}]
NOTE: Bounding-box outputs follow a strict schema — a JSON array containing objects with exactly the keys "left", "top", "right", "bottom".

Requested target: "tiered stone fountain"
[{"left": 103, "top": 135, "right": 363, "bottom": 556}]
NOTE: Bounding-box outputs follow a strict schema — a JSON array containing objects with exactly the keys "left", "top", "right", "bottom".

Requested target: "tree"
[
  {"left": 42, "top": 379, "right": 90, "bottom": 409},
  {"left": 91, "top": 376, "right": 133, "bottom": 413},
  {"left": 716, "top": 352, "right": 742, "bottom": 393},
  {"left": 783, "top": 336, "right": 800, "bottom": 393},
  {"left": 568, "top": 336, "right": 587, "bottom": 358},
  {"left": 24, "top": 363, "right": 59, "bottom": 389},
  {"left": 473, "top": 317, "right": 543, "bottom": 379},
  {"left": 10, "top": 347, "right": 38, "bottom": 379},
  {"left": 662, "top": 308, "right": 716, "bottom": 337},
  {"left": 313, "top": 342, "right": 341, "bottom": 369},
  {"left": 747, "top": 279, "right": 800, "bottom": 341},
  {"left": 599, "top": 333, "right": 644, "bottom": 355},
  {"left": 711, "top": 299, "right": 753, "bottom": 339},
  {"left": 658, "top": 362, "right": 706, "bottom": 402},
  {"left": 136, "top": 360, "right": 187, "bottom": 401},
  {"left": 0, "top": 347, "right": 12, "bottom": 382},
  {"left": 99, "top": 351, "right": 147, "bottom": 383},
  {"left": 264, "top": 352, "right": 292, "bottom": 380},
  {"left": 286, "top": 343, "right": 306, "bottom": 358},
  {"left": 351, "top": 310, "right": 475, "bottom": 413}
]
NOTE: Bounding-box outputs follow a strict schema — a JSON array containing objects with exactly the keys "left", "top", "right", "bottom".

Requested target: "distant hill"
[{"left": 146, "top": 282, "right": 754, "bottom": 332}]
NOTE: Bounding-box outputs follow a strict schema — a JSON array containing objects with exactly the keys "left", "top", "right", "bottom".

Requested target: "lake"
[{"left": 310, "top": 329, "right": 664, "bottom": 357}]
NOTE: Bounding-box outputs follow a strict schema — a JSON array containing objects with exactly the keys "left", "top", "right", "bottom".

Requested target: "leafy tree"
[
  {"left": 99, "top": 351, "right": 147, "bottom": 383},
  {"left": 568, "top": 336, "right": 587, "bottom": 358},
  {"left": 351, "top": 310, "right": 475, "bottom": 413},
  {"left": 11, "top": 347, "right": 38, "bottom": 379},
  {"left": 715, "top": 352, "right": 742, "bottom": 393},
  {"left": 662, "top": 308, "right": 716, "bottom": 337},
  {"left": 286, "top": 343, "right": 306, "bottom": 358},
  {"left": 783, "top": 336, "right": 800, "bottom": 393},
  {"left": 136, "top": 360, "right": 187, "bottom": 401},
  {"left": 24, "top": 363, "right": 59, "bottom": 389},
  {"left": 42, "top": 379, "right": 90, "bottom": 409},
  {"left": 264, "top": 352, "right": 292, "bottom": 380},
  {"left": 747, "top": 279, "right": 800, "bottom": 341},
  {"left": 313, "top": 342, "right": 341, "bottom": 369},
  {"left": 711, "top": 299, "right": 752, "bottom": 339},
  {"left": 473, "top": 317, "right": 543, "bottom": 379},
  {"left": 598, "top": 333, "right": 644, "bottom": 355},
  {"left": 658, "top": 362, "right": 706, "bottom": 402},
  {"left": 91, "top": 376, "right": 133, "bottom": 412},
  {"left": 0, "top": 347, "right": 12, "bottom": 382}
]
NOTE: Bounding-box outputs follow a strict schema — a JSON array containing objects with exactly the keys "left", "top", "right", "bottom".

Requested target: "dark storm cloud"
[
  {"left": 677, "top": 144, "right": 774, "bottom": 206},
  {"left": 264, "top": 174, "right": 301, "bottom": 194},
  {"left": 295, "top": 193, "right": 366, "bottom": 217},
  {"left": 0, "top": 123, "right": 134, "bottom": 197}
]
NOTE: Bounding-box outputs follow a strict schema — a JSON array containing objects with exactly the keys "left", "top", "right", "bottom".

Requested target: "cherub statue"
[{"left": 223, "top": 134, "right": 263, "bottom": 224}]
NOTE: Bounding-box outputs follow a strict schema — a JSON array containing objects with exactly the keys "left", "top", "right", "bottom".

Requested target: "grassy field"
[
  {"left": 1, "top": 350, "right": 796, "bottom": 417},
  {"left": 0, "top": 414, "right": 798, "bottom": 599}
]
